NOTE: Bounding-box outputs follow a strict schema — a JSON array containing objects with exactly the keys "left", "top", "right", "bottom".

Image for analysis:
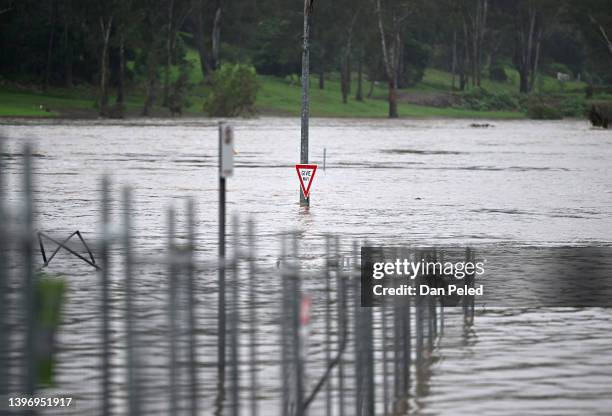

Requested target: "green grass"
[
  {"left": 256, "top": 75, "right": 522, "bottom": 118},
  {"left": 0, "top": 49, "right": 592, "bottom": 119}
]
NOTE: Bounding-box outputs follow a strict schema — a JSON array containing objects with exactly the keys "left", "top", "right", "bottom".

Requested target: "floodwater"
[{"left": 1, "top": 117, "right": 612, "bottom": 415}]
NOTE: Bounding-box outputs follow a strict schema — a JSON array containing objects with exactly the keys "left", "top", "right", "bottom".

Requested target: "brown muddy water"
[{"left": 1, "top": 117, "right": 612, "bottom": 415}]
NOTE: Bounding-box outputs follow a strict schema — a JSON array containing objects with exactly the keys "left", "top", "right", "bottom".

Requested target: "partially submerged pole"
[
  {"left": 100, "top": 177, "right": 111, "bottom": 416},
  {"left": 0, "top": 139, "right": 7, "bottom": 400},
  {"left": 300, "top": 0, "right": 314, "bottom": 206}
]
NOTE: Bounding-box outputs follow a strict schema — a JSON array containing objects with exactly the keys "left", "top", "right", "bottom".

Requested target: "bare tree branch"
[{"left": 589, "top": 14, "right": 612, "bottom": 58}]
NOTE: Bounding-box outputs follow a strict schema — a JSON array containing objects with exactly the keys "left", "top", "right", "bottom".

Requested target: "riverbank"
[
  {"left": 0, "top": 63, "right": 596, "bottom": 120},
  {"left": 0, "top": 82, "right": 522, "bottom": 120}
]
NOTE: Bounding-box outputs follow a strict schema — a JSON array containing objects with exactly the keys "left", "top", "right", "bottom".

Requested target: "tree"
[
  {"left": 461, "top": 0, "right": 488, "bottom": 87},
  {"left": 375, "top": 0, "right": 411, "bottom": 118},
  {"left": 509, "top": 0, "right": 558, "bottom": 93},
  {"left": 162, "top": 0, "right": 193, "bottom": 106},
  {"left": 193, "top": 0, "right": 223, "bottom": 80},
  {"left": 340, "top": 8, "right": 360, "bottom": 103},
  {"left": 570, "top": 0, "right": 612, "bottom": 83},
  {"left": 98, "top": 11, "right": 115, "bottom": 116}
]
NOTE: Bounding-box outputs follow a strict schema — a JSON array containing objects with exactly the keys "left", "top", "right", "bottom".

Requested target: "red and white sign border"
[{"left": 295, "top": 164, "right": 318, "bottom": 199}]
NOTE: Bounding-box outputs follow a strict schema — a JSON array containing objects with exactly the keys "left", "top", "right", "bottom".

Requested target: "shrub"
[
  {"left": 489, "top": 64, "right": 508, "bottom": 82},
  {"left": 587, "top": 100, "right": 612, "bottom": 128},
  {"left": 559, "top": 97, "right": 586, "bottom": 118},
  {"left": 203, "top": 64, "right": 259, "bottom": 117},
  {"left": 457, "top": 89, "right": 518, "bottom": 111},
  {"left": 525, "top": 102, "right": 563, "bottom": 119}
]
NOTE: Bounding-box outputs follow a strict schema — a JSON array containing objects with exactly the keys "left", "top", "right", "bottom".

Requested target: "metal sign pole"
[
  {"left": 218, "top": 122, "right": 234, "bottom": 384},
  {"left": 300, "top": 0, "right": 312, "bottom": 207},
  {"left": 218, "top": 122, "right": 227, "bottom": 382}
]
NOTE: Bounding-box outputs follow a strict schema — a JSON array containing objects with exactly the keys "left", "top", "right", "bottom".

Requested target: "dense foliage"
[
  {"left": 1, "top": 0, "right": 611, "bottom": 118},
  {"left": 203, "top": 64, "right": 259, "bottom": 116}
]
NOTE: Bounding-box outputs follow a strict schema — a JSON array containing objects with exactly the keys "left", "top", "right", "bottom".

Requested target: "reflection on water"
[{"left": 2, "top": 117, "right": 612, "bottom": 415}]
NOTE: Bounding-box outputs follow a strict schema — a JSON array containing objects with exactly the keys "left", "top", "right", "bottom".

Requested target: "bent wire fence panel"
[{"left": 0, "top": 143, "right": 476, "bottom": 416}]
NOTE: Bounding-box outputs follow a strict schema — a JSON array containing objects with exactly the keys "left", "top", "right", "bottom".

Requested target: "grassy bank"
[
  {"left": 0, "top": 76, "right": 524, "bottom": 119},
  {"left": 0, "top": 51, "right": 592, "bottom": 120}
]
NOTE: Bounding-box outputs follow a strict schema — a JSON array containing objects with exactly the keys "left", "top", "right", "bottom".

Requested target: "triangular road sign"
[{"left": 295, "top": 164, "right": 318, "bottom": 199}]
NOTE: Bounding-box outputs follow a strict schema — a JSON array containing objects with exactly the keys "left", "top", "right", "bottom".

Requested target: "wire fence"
[{"left": 0, "top": 142, "right": 476, "bottom": 416}]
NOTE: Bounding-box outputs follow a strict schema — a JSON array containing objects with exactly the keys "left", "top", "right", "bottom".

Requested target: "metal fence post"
[
  {"left": 218, "top": 122, "right": 227, "bottom": 383},
  {"left": 0, "top": 139, "right": 7, "bottom": 402},
  {"left": 186, "top": 198, "right": 198, "bottom": 416},
  {"left": 280, "top": 234, "right": 290, "bottom": 416},
  {"left": 381, "top": 299, "right": 389, "bottom": 416},
  {"left": 22, "top": 146, "right": 36, "bottom": 414},
  {"left": 247, "top": 219, "right": 258, "bottom": 416},
  {"left": 229, "top": 215, "right": 240, "bottom": 416},
  {"left": 324, "top": 235, "right": 332, "bottom": 416},
  {"left": 335, "top": 237, "right": 345, "bottom": 416},
  {"left": 100, "top": 176, "right": 111, "bottom": 416},
  {"left": 291, "top": 233, "right": 304, "bottom": 416},
  {"left": 167, "top": 207, "right": 178, "bottom": 416},
  {"left": 122, "top": 187, "right": 140, "bottom": 416}
]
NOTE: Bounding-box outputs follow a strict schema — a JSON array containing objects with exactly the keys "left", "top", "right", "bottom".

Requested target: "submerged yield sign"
[{"left": 296, "top": 164, "right": 318, "bottom": 199}]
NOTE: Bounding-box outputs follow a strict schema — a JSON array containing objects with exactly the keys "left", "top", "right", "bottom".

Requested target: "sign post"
[
  {"left": 300, "top": 1, "right": 314, "bottom": 207},
  {"left": 218, "top": 122, "right": 234, "bottom": 383}
]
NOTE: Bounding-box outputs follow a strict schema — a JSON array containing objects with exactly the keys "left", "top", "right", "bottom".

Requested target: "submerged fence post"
[
  {"left": 167, "top": 207, "right": 178, "bottom": 416},
  {"left": 381, "top": 299, "right": 389, "bottom": 416},
  {"left": 122, "top": 187, "right": 140, "bottom": 416},
  {"left": 280, "top": 234, "right": 289, "bottom": 415},
  {"left": 291, "top": 233, "right": 304, "bottom": 416},
  {"left": 22, "top": 146, "right": 36, "bottom": 412},
  {"left": 218, "top": 122, "right": 227, "bottom": 384},
  {"left": 229, "top": 215, "right": 240, "bottom": 416},
  {"left": 324, "top": 235, "right": 332, "bottom": 416},
  {"left": 335, "top": 237, "right": 345, "bottom": 416},
  {"left": 186, "top": 198, "right": 198, "bottom": 416},
  {"left": 323, "top": 148, "right": 326, "bottom": 172},
  {"left": 247, "top": 219, "right": 258, "bottom": 416},
  {"left": 100, "top": 176, "right": 111, "bottom": 416},
  {"left": 0, "top": 139, "right": 7, "bottom": 401}
]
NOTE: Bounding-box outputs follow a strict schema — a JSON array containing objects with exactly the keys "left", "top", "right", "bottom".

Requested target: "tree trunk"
[
  {"left": 355, "top": 49, "right": 363, "bottom": 101},
  {"left": 588, "top": 14, "right": 612, "bottom": 59},
  {"left": 478, "top": 0, "right": 488, "bottom": 86},
  {"left": 163, "top": 0, "right": 174, "bottom": 106},
  {"left": 460, "top": 20, "right": 469, "bottom": 90},
  {"left": 347, "top": 56, "right": 352, "bottom": 94},
  {"left": 212, "top": 1, "right": 222, "bottom": 70},
  {"left": 451, "top": 29, "right": 457, "bottom": 90},
  {"left": 99, "top": 17, "right": 113, "bottom": 117},
  {"left": 63, "top": 20, "right": 73, "bottom": 88},
  {"left": 340, "top": 10, "right": 358, "bottom": 103},
  {"left": 142, "top": 54, "right": 157, "bottom": 117},
  {"left": 516, "top": 5, "right": 537, "bottom": 94},
  {"left": 388, "top": 79, "right": 398, "bottom": 118},
  {"left": 375, "top": 0, "right": 400, "bottom": 118},
  {"left": 117, "top": 35, "right": 125, "bottom": 104},
  {"left": 44, "top": 0, "right": 57, "bottom": 89},
  {"left": 319, "top": 70, "right": 324, "bottom": 89},
  {"left": 195, "top": 0, "right": 213, "bottom": 79},
  {"left": 367, "top": 78, "right": 375, "bottom": 98},
  {"left": 529, "top": 28, "right": 543, "bottom": 92},
  {"left": 464, "top": 0, "right": 487, "bottom": 88},
  {"left": 519, "top": 68, "right": 529, "bottom": 94},
  {"left": 341, "top": 67, "right": 348, "bottom": 104}
]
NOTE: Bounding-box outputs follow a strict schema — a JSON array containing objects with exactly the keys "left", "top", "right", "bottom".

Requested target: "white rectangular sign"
[{"left": 220, "top": 125, "right": 234, "bottom": 178}]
